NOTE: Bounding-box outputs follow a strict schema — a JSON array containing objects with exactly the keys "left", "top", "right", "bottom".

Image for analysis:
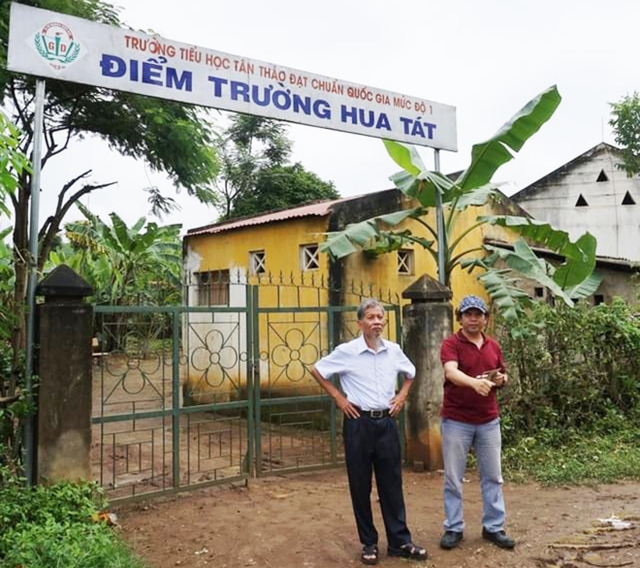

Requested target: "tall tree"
[
  {"left": 215, "top": 114, "right": 337, "bottom": 219},
  {"left": 0, "top": 0, "right": 220, "bottom": 383},
  {"left": 0, "top": 113, "right": 30, "bottom": 467},
  {"left": 609, "top": 92, "right": 640, "bottom": 176},
  {"left": 230, "top": 163, "right": 339, "bottom": 218}
]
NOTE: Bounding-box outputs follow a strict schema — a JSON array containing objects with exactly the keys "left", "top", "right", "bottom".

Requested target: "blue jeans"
[{"left": 441, "top": 417, "right": 506, "bottom": 533}]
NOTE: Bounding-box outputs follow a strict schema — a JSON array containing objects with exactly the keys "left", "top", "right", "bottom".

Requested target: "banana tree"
[
  {"left": 320, "top": 86, "right": 601, "bottom": 320},
  {"left": 49, "top": 203, "right": 182, "bottom": 305},
  {"left": 48, "top": 203, "right": 182, "bottom": 350}
]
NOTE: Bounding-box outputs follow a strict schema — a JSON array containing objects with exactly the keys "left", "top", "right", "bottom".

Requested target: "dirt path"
[{"left": 118, "top": 468, "right": 640, "bottom": 568}]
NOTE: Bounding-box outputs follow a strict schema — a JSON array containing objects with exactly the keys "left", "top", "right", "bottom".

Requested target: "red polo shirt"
[{"left": 440, "top": 330, "right": 506, "bottom": 424}]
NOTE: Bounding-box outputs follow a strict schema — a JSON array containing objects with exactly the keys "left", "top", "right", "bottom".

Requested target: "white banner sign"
[{"left": 7, "top": 3, "right": 457, "bottom": 151}]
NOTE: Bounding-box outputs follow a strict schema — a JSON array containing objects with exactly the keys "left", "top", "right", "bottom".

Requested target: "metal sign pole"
[
  {"left": 24, "top": 78, "right": 46, "bottom": 485},
  {"left": 433, "top": 149, "right": 447, "bottom": 285}
]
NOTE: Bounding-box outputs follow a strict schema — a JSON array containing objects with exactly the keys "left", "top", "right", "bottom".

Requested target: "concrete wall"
[{"left": 514, "top": 146, "right": 640, "bottom": 261}]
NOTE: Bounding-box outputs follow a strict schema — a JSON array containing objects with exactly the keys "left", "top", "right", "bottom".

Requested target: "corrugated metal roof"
[{"left": 186, "top": 195, "right": 362, "bottom": 236}]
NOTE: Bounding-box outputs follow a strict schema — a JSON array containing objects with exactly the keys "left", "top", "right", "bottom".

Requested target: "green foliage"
[
  {"left": 320, "top": 86, "right": 598, "bottom": 323},
  {"left": 50, "top": 203, "right": 182, "bottom": 307},
  {"left": 230, "top": 162, "right": 339, "bottom": 218},
  {"left": 494, "top": 297, "right": 640, "bottom": 484},
  {"left": 503, "top": 430, "right": 640, "bottom": 485},
  {"left": 0, "top": 477, "right": 106, "bottom": 531},
  {"left": 0, "top": 113, "right": 30, "bottom": 215},
  {"left": 1, "top": 522, "right": 145, "bottom": 568},
  {"left": 47, "top": 205, "right": 182, "bottom": 349},
  {"left": 457, "top": 85, "right": 562, "bottom": 191},
  {"left": 0, "top": 474, "right": 143, "bottom": 567},
  {"left": 0, "top": 114, "right": 31, "bottom": 468},
  {"left": 609, "top": 91, "right": 640, "bottom": 176},
  {"left": 497, "top": 299, "right": 640, "bottom": 484},
  {"left": 497, "top": 298, "right": 640, "bottom": 437},
  {"left": 216, "top": 114, "right": 337, "bottom": 219}
]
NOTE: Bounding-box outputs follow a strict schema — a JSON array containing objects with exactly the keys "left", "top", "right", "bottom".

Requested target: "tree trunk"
[{"left": 9, "top": 176, "right": 30, "bottom": 395}]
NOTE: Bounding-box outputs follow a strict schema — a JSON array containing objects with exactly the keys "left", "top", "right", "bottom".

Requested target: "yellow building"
[
  {"left": 185, "top": 188, "right": 522, "bottom": 302},
  {"left": 182, "top": 188, "right": 521, "bottom": 403}
]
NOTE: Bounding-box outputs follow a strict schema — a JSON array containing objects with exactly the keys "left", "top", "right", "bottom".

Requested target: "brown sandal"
[
  {"left": 361, "top": 544, "right": 379, "bottom": 565},
  {"left": 388, "top": 542, "right": 428, "bottom": 561}
]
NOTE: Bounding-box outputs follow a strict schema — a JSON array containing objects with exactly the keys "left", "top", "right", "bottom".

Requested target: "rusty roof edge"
[{"left": 185, "top": 193, "right": 374, "bottom": 236}]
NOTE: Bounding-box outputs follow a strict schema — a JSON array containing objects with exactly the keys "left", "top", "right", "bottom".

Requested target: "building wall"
[
  {"left": 182, "top": 196, "right": 520, "bottom": 400},
  {"left": 513, "top": 147, "right": 640, "bottom": 261},
  {"left": 184, "top": 218, "right": 333, "bottom": 401},
  {"left": 186, "top": 217, "right": 331, "bottom": 281},
  {"left": 340, "top": 201, "right": 516, "bottom": 309}
]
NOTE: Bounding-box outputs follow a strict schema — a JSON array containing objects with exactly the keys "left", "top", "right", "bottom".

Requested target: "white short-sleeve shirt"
[{"left": 314, "top": 335, "right": 415, "bottom": 411}]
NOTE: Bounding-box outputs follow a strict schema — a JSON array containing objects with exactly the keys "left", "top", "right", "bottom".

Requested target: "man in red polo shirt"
[{"left": 438, "top": 295, "right": 516, "bottom": 551}]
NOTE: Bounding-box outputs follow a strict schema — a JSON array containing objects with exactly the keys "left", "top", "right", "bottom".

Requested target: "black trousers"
[{"left": 343, "top": 415, "right": 412, "bottom": 548}]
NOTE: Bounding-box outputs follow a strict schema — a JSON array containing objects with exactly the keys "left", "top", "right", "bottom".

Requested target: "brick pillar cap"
[
  {"left": 36, "top": 265, "right": 93, "bottom": 300},
  {"left": 402, "top": 274, "right": 452, "bottom": 302}
]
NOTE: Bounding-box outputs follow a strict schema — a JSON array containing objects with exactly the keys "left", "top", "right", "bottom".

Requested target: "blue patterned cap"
[{"left": 458, "top": 295, "right": 488, "bottom": 314}]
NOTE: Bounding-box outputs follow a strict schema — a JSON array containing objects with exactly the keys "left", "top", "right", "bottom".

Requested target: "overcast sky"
[{"left": 34, "top": 0, "right": 638, "bottom": 233}]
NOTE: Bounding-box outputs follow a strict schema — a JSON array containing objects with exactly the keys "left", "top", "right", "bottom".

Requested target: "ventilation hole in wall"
[
  {"left": 622, "top": 191, "right": 636, "bottom": 205},
  {"left": 575, "top": 194, "right": 588, "bottom": 207},
  {"left": 596, "top": 169, "right": 608, "bottom": 182}
]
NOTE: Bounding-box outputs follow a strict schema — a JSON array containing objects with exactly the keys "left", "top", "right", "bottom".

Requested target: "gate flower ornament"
[
  {"left": 271, "top": 328, "right": 318, "bottom": 383},
  {"left": 191, "top": 329, "right": 239, "bottom": 388},
  {"left": 103, "top": 335, "right": 163, "bottom": 402}
]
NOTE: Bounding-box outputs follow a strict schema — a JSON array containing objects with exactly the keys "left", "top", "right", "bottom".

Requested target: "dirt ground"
[{"left": 117, "top": 468, "right": 640, "bottom": 568}]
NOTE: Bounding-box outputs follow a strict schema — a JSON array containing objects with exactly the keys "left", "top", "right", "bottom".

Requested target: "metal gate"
[{"left": 91, "top": 283, "right": 401, "bottom": 500}]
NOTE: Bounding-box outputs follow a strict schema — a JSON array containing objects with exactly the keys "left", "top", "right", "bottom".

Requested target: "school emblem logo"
[{"left": 34, "top": 21, "right": 80, "bottom": 70}]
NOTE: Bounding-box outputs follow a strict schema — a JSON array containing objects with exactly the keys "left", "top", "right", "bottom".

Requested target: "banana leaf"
[
  {"left": 458, "top": 85, "right": 562, "bottom": 192},
  {"left": 484, "top": 240, "right": 575, "bottom": 306},
  {"left": 320, "top": 208, "right": 421, "bottom": 259}
]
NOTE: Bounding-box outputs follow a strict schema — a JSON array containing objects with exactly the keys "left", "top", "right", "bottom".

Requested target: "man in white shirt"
[{"left": 311, "top": 298, "right": 427, "bottom": 565}]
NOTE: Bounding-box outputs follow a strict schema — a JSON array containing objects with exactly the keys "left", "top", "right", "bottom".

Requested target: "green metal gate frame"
[
  {"left": 251, "top": 300, "right": 403, "bottom": 477},
  {"left": 91, "top": 288, "right": 402, "bottom": 500},
  {"left": 92, "top": 301, "right": 254, "bottom": 500}
]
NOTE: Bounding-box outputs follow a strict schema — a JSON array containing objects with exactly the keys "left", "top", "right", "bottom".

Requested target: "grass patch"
[{"left": 503, "top": 431, "right": 640, "bottom": 485}]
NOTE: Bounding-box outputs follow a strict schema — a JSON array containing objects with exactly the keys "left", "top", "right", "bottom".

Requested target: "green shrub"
[
  {"left": 492, "top": 298, "right": 640, "bottom": 484},
  {"left": 0, "top": 479, "right": 106, "bottom": 536},
  {"left": 0, "top": 476, "right": 144, "bottom": 568},
  {"left": 496, "top": 298, "right": 640, "bottom": 439}
]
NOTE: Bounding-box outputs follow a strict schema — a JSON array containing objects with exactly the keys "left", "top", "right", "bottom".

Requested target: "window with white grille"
[
  {"left": 397, "top": 249, "right": 414, "bottom": 275},
  {"left": 300, "top": 244, "right": 319, "bottom": 271},
  {"left": 250, "top": 250, "right": 266, "bottom": 274}
]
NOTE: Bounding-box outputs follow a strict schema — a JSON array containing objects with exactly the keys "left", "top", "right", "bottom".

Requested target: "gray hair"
[{"left": 357, "top": 298, "right": 385, "bottom": 320}]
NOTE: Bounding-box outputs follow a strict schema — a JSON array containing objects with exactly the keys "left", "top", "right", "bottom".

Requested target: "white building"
[{"left": 511, "top": 143, "right": 640, "bottom": 262}]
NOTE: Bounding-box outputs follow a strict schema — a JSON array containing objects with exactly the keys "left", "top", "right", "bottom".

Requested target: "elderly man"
[
  {"left": 439, "top": 295, "right": 516, "bottom": 551},
  {"left": 311, "top": 298, "right": 427, "bottom": 565}
]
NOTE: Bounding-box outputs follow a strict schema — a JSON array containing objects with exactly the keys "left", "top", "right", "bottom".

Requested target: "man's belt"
[{"left": 358, "top": 408, "right": 390, "bottom": 419}]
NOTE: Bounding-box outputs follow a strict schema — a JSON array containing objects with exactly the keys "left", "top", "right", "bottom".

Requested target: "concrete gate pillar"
[
  {"left": 35, "top": 265, "right": 93, "bottom": 483},
  {"left": 401, "top": 275, "right": 452, "bottom": 471}
]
